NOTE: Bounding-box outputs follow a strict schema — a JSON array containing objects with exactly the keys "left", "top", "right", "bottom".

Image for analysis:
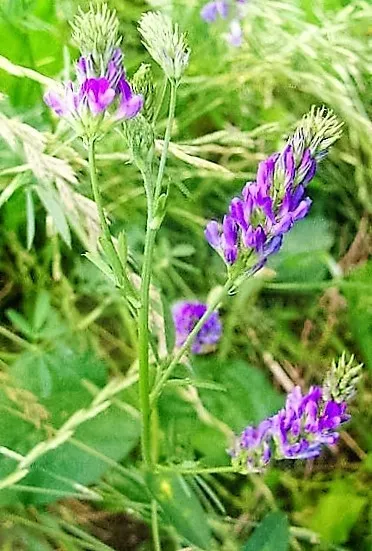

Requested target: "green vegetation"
[{"left": 0, "top": 0, "right": 371, "bottom": 549}]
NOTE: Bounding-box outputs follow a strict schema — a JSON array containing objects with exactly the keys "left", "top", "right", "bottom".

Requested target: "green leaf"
[
  {"left": 306, "top": 480, "right": 367, "bottom": 544},
  {"left": 0, "top": 176, "right": 25, "bottom": 209},
  {"left": 7, "top": 344, "right": 140, "bottom": 505},
  {"left": 6, "top": 309, "right": 34, "bottom": 338},
  {"left": 242, "top": 512, "right": 289, "bottom": 551},
  {"left": 146, "top": 472, "right": 212, "bottom": 549},
  {"left": 160, "top": 291, "right": 175, "bottom": 354},
  {"left": 193, "top": 358, "right": 283, "bottom": 430},
  {"left": 36, "top": 185, "right": 71, "bottom": 247},
  {"left": 25, "top": 187, "right": 35, "bottom": 250},
  {"left": 117, "top": 231, "right": 128, "bottom": 269},
  {"left": 159, "top": 358, "right": 283, "bottom": 465},
  {"left": 269, "top": 216, "right": 334, "bottom": 282},
  {"left": 33, "top": 290, "right": 51, "bottom": 332}
]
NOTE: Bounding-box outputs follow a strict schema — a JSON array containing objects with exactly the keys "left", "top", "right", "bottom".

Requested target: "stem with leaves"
[{"left": 88, "top": 139, "right": 138, "bottom": 310}]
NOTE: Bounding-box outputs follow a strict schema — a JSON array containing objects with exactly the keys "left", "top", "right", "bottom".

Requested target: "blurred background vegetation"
[{"left": 0, "top": 0, "right": 371, "bottom": 549}]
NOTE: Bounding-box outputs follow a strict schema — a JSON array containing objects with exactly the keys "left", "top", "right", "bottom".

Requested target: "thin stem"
[
  {"left": 138, "top": 170, "right": 156, "bottom": 467},
  {"left": 153, "top": 82, "right": 177, "bottom": 204},
  {"left": 88, "top": 140, "right": 137, "bottom": 305},
  {"left": 151, "top": 500, "right": 162, "bottom": 551},
  {"left": 137, "top": 84, "right": 177, "bottom": 468},
  {"left": 151, "top": 278, "right": 233, "bottom": 403},
  {"left": 156, "top": 464, "right": 236, "bottom": 475}
]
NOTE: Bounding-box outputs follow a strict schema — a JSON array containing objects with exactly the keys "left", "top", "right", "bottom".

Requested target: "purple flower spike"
[
  {"left": 201, "top": 0, "right": 229, "bottom": 23},
  {"left": 81, "top": 77, "right": 116, "bottom": 115},
  {"left": 172, "top": 301, "right": 222, "bottom": 355},
  {"left": 230, "top": 372, "right": 353, "bottom": 473},
  {"left": 116, "top": 78, "right": 144, "bottom": 120}
]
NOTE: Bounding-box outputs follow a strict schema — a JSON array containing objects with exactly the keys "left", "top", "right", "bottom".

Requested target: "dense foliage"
[{"left": 0, "top": 0, "right": 371, "bottom": 550}]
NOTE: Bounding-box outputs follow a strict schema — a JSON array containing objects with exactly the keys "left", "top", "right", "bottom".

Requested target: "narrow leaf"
[
  {"left": 26, "top": 187, "right": 35, "bottom": 250},
  {"left": 36, "top": 185, "right": 71, "bottom": 247}
]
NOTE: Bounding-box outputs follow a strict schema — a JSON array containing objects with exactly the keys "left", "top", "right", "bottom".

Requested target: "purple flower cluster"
[
  {"left": 200, "top": 0, "right": 248, "bottom": 47},
  {"left": 44, "top": 47, "right": 143, "bottom": 125},
  {"left": 230, "top": 385, "right": 350, "bottom": 473},
  {"left": 205, "top": 143, "right": 316, "bottom": 273},
  {"left": 172, "top": 301, "right": 222, "bottom": 354}
]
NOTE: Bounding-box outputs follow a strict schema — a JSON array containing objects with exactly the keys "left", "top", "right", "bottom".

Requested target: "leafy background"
[{"left": 0, "top": 0, "right": 371, "bottom": 549}]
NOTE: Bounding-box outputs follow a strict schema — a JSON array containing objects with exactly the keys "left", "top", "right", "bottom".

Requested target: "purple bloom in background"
[
  {"left": 172, "top": 301, "right": 222, "bottom": 354},
  {"left": 201, "top": 1, "right": 229, "bottom": 23},
  {"left": 201, "top": 0, "right": 248, "bottom": 46},
  {"left": 226, "top": 20, "right": 243, "bottom": 47}
]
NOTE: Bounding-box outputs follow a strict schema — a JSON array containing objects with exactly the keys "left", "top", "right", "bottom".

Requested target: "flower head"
[
  {"left": 172, "top": 301, "right": 222, "bottom": 354},
  {"left": 205, "top": 107, "right": 342, "bottom": 277},
  {"left": 139, "top": 12, "right": 189, "bottom": 83},
  {"left": 44, "top": 3, "right": 143, "bottom": 139},
  {"left": 229, "top": 354, "right": 359, "bottom": 474},
  {"left": 272, "top": 386, "right": 349, "bottom": 460}
]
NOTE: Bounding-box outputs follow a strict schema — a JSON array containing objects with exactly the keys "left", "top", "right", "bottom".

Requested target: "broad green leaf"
[
  {"left": 306, "top": 480, "right": 366, "bottom": 544},
  {"left": 36, "top": 185, "right": 71, "bottom": 247},
  {"left": 147, "top": 472, "right": 212, "bottom": 549},
  {"left": 6, "top": 343, "right": 140, "bottom": 505},
  {"left": 159, "top": 358, "right": 283, "bottom": 464},
  {"left": 269, "top": 216, "right": 334, "bottom": 282},
  {"left": 242, "top": 512, "right": 289, "bottom": 551}
]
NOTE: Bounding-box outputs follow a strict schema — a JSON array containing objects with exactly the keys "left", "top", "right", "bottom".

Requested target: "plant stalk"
[
  {"left": 137, "top": 81, "right": 177, "bottom": 470},
  {"left": 88, "top": 139, "right": 137, "bottom": 306}
]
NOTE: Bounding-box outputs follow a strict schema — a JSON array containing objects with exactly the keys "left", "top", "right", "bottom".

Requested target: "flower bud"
[{"left": 138, "top": 12, "right": 190, "bottom": 83}]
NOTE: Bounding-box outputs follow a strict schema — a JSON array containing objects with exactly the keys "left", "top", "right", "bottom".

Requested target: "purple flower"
[
  {"left": 205, "top": 139, "right": 323, "bottom": 273},
  {"left": 201, "top": 1, "right": 229, "bottom": 23},
  {"left": 44, "top": 46, "right": 143, "bottom": 130},
  {"left": 172, "top": 301, "right": 222, "bottom": 354},
  {"left": 230, "top": 383, "right": 350, "bottom": 473},
  {"left": 116, "top": 78, "right": 144, "bottom": 120},
  {"left": 80, "top": 77, "right": 116, "bottom": 115},
  {"left": 226, "top": 20, "right": 243, "bottom": 47},
  {"left": 230, "top": 418, "right": 273, "bottom": 472},
  {"left": 272, "top": 386, "right": 349, "bottom": 460}
]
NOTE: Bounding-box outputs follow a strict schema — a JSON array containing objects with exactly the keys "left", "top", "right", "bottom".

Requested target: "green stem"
[
  {"left": 138, "top": 177, "right": 155, "bottom": 467},
  {"left": 151, "top": 500, "right": 162, "bottom": 551},
  {"left": 156, "top": 464, "right": 236, "bottom": 475},
  {"left": 151, "top": 278, "right": 233, "bottom": 403},
  {"left": 88, "top": 140, "right": 137, "bottom": 305},
  {"left": 137, "top": 84, "right": 177, "bottom": 469},
  {"left": 154, "top": 82, "right": 177, "bottom": 204}
]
